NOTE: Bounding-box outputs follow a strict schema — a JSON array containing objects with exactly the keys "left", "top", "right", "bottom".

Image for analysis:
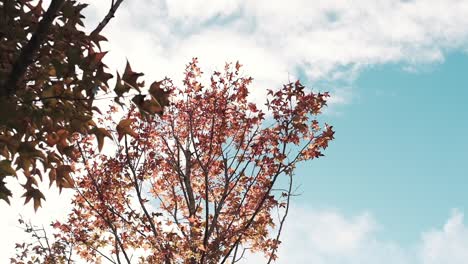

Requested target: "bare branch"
[{"left": 90, "top": 0, "right": 125, "bottom": 37}]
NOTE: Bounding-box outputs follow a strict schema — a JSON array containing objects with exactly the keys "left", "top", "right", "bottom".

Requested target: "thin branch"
[
  {"left": 41, "top": 225, "right": 52, "bottom": 257},
  {"left": 67, "top": 242, "right": 74, "bottom": 264},
  {"left": 220, "top": 130, "right": 290, "bottom": 264},
  {"left": 234, "top": 246, "right": 250, "bottom": 263},
  {"left": 124, "top": 136, "right": 161, "bottom": 243},
  {"left": 231, "top": 243, "right": 239, "bottom": 264},
  {"left": 267, "top": 173, "right": 293, "bottom": 264}
]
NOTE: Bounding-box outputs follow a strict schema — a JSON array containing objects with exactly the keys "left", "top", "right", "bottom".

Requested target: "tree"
[
  {"left": 0, "top": 0, "right": 168, "bottom": 209},
  {"left": 13, "top": 59, "right": 334, "bottom": 263}
]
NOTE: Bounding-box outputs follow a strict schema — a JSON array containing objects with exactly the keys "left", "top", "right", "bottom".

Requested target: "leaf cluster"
[{"left": 0, "top": 0, "right": 170, "bottom": 209}]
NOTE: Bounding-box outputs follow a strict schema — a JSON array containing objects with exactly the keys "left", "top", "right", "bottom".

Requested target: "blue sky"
[
  {"left": 246, "top": 51, "right": 468, "bottom": 264},
  {"left": 264, "top": 51, "right": 468, "bottom": 263},
  {"left": 2, "top": 0, "right": 468, "bottom": 263},
  {"left": 297, "top": 51, "right": 468, "bottom": 245}
]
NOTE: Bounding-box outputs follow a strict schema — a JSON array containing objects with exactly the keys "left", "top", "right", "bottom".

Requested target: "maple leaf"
[
  {"left": 122, "top": 61, "right": 144, "bottom": 90},
  {"left": 132, "top": 94, "right": 163, "bottom": 116},
  {"left": 51, "top": 221, "right": 61, "bottom": 229},
  {"left": 91, "top": 127, "right": 112, "bottom": 152},
  {"left": 0, "top": 179, "right": 12, "bottom": 205},
  {"left": 116, "top": 119, "right": 138, "bottom": 141},
  {"left": 22, "top": 188, "right": 46, "bottom": 211},
  {"left": 142, "top": 97, "right": 163, "bottom": 115},
  {"left": 0, "top": 160, "right": 16, "bottom": 177},
  {"left": 0, "top": 0, "right": 125, "bottom": 208},
  {"left": 13, "top": 59, "right": 334, "bottom": 263},
  {"left": 197, "top": 244, "right": 206, "bottom": 252},
  {"left": 114, "top": 73, "right": 129, "bottom": 97},
  {"left": 91, "top": 51, "right": 107, "bottom": 64},
  {"left": 55, "top": 165, "right": 75, "bottom": 191},
  {"left": 149, "top": 81, "right": 171, "bottom": 108}
]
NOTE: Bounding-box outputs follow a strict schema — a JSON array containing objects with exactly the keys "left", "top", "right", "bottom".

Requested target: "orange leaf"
[{"left": 198, "top": 244, "right": 206, "bottom": 252}]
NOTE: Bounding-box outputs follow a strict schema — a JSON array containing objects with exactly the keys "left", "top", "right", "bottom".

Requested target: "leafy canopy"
[{"left": 0, "top": 0, "right": 169, "bottom": 209}]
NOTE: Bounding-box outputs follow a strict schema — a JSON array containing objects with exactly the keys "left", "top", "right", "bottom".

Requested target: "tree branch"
[
  {"left": 1, "top": 0, "right": 65, "bottom": 97},
  {"left": 267, "top": 173, "right": 293, "bottom": 264},
  {"left": 90, "top": 0, "right": 125, "bottom": 37}
]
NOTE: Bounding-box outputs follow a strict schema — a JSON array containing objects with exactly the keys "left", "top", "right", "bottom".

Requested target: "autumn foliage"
[
  {"left": 13, "top": 59, "right": 334, "bottom": 263},
  {"left": 0, "top": 0, "right": 168, "bottom": 208},
  {"left": 4, "top": 1, "right": 335, "bottom": 262}
]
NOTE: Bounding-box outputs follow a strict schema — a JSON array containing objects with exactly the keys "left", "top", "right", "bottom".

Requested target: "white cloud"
[
  {"left": 78, "top": 0, "right": 468, "bottom": 108},
  {"left": 420, "top": 209, "right": 468, "bottom": 264},
  {"left": 241, "top": 206, "right": 412, "bottom": 264},
  {"left": 240, "top": 207, "right": 468, "bottom": 264},
  {"left": 166, "top": 0, "right": 242, "bottom": 23}
]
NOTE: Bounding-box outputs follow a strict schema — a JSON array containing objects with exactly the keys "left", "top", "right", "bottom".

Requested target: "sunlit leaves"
[
  {"left": 139, "top": 96, "right": 164, "bottom": 115},
  {"left": 0, "top": 0, "right": 113, "bottom": 208},
  {"left": 130, "top": 80, "right": 172, "bottom": 117},
  {"left": 11, "top": 218, "right": 73, "bottom": 263},
  {"left": 55, "top": 165, "right": 75, "bottom": 190}
]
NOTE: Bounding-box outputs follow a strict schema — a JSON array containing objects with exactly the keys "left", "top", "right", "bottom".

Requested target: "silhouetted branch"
[{"left": 90, "top": 0, "right": 125, "bottom": 37}]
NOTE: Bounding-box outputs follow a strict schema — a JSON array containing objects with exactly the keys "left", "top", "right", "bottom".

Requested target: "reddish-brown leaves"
[{"left": 38, "top": 59, "right": 334, "bottom": 263}]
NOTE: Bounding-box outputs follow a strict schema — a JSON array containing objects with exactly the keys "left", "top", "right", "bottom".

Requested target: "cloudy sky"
[{"left": 2, "top": 0, "right": 468, "bottom": 263}]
